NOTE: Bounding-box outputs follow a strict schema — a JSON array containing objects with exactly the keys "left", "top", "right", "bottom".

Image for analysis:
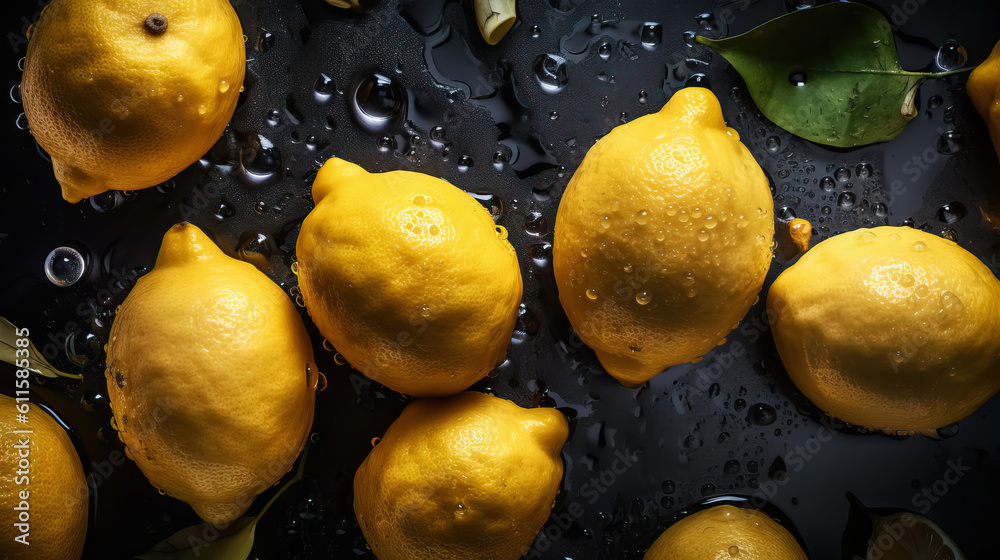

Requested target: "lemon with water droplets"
[
  {"left": 354, "top": 391, "right": 568, "bottom": 560},
  {"left": 967, "top": 39, "right": 1000, "bottom": 164},
  {"left": 553, "top": 87, "right": 774, "bottom": 387},
  {"left": 21, "top": 0, "right": 245, "bottom": 202},
  {"left": 296, "top": 158, "right": 522, "bottom": 397},
  {"left": 768, "top": 226, "right": 1000, "bottom": 432},
  {"left": 0, "top": 395, "right": 88, "bottom": 560},
  {"left": 644, "top": 505, "right": 807, "bottom": 559},
  {"left": 105, "top": 223, "right": 316, "bottom": 527}
]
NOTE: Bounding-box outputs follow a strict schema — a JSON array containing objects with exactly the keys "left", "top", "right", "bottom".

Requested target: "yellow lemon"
[
  {"left": 0, "top": 395, "right": 87, "bottom": 560},
  {"left": 296, "top": 158, "right": 522, "bottom": 397},
  {"left": 768, "top": 226, "right": 1000, "bottom": 432},
  {"left": 21, "top": 0, "right": 245, "bottom": 202},
  {"left": 105, "top": 223, "right": 316, "bottom": 527},
  {"left": 644, "top": 505, "right": 808, "bottom": 560},
  {"left": 553, "top": 87, "right": 774, "bottom": 386},
  {"left": 354, "top": 391, "right": 567, "bottom": 560},
  {"left": 967, "top": 39, "right": 1000, "bottom": 163}
]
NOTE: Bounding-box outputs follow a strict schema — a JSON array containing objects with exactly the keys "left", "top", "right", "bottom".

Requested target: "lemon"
[
  {"left": 553, "top": 87, "right": 774, "bottom": 387},
  {"left": 0, "top": 395, "right": 88, "bottom": 560},
  {"left": 296, "top": 158, "right": 522, "bottom": 397},
  {"left": 105, "top": 223, "right": 317, "bottom": 527},
  {"left": 354, "top": 391, "right": 568, "bottom": 560},
  {"left": 768, "top": 226, "right": 1000, "bottom": 432},
  {"left": 644, "top": 505, "right": 807, "bottom": 560},
  {"left": 21, "top": 0, "right": 245, "bottom": 203},
  {"left": 967, "top": 39, "right": 1000, "bottom": 163}
]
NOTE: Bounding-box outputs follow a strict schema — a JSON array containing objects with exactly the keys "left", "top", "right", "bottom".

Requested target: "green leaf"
[
  {"left": 0, "top": 317, "right": 82, "bottom": 379},
  {"left": 696, "top": 3, "right": 965, "bottom": 148},
  {"left": 135, "top": 446, "right": 310, "bottom": 560}
]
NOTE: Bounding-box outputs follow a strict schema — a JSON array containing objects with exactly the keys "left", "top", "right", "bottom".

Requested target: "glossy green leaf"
[
  {"left": 135, "top": 447, "right": 310, "bottom": 560},
  {"left": 696, "top": 3, "right": 964, "bottom": 147},
  {"left": 0, "top": 317, "right": 82, "bottom": 379}
]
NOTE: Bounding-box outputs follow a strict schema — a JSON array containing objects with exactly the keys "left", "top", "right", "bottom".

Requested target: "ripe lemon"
[
  {"left": 21, "top": 0, "right": 245, "bottom": 202},
  {"left": 644, "top": 505, "right": 807, "bottom": 560},
  {"left": 967, "top": 40, "right": 1000, "bottom": 163},
  {"left": 105, "top": 223, "right": 317, "bottom": 527},
  {"left": 0, "top": 395, "right": 88, "bottom": 560},
  {"left": 353, "top": 391, "right": 567, "bottom": 560},
  {"left": 553, "top": 87, "right": 774, "bottom": 387},
  {"left": 768, "top": 226, "right": 1000, "bottom": 432},
  {"left": 296, "top": 158, "right": 522, "bottom": 397}
]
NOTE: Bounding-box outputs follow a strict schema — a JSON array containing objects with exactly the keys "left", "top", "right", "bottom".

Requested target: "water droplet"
[
  {"left": 351, "top": 74, "right": 407, "bottom": 133},
  {"left": 855, "top": 162, "right": 873, "bottom": 179},
  {"left": 941, "top": 290, "right": 965, "bottom": 312},
  {"left": 214, "top": 203, "right": 235, "bottom": 221},
  {"left": 820, "top": 176, "right": 835, "bottom": 192},
  {"left": 723, "top": 460, "right": 740, "bottom": 474},
  {"left": 765, "top": 136, "right": 781, "bottom": 153},
  {"left": 530, "top": 243, "right": 552, "bottom": 265},
  {"left": 469, "top": 192, "right": 503, "bottom": 220},
  {"left": 700, "top": 483, "right": 715, "bottom": 496},
  {"left": 636, "top": 209, "right": 649, "bottom": 225},
  {"left": 218, "top": 80, "right": 230, "bottom": 93},
  {"left": 495, "top": 225, "right": 508, "bottom": 240},
  {"left": 776, "top": 206, "right": 796, "bottom": 221},
  {"left": 937, "top": 201, "right": 967, "bottom": 224},
  {"left": 10, "top": 83, "right": 21, "bottom": 104},
  {"left": 238, "top": 233, "right": 274, "bottom": 271},
  {"left": 729, "top": 545, "right": 740, "bottom": 557},
  {"left": 314, "top": 73, "right": 335, "bottom": 103},
  {"left": 838, "top": 192, "right": 856, "bottom": 209},
  {"left": 371, "top": 437, "right": 381, "bottom": 446},
  {"left": 873, "top": 203, "right": 888, "bottom": 218},
  {"left": 661, "top": 480, "right": 675, "bottom": 494},
  {"left": 935, "top": 40, "right": 968, "bottom": 71},
  {"left": 928, "top": 95, "right": 943, "bottom": 109},
  {"left": 936, "top": 131, "right": 964, "bottom": 154},
  {"left": 635, "top": 291, "right": 652, "bottom": 305},
  {"left": 638, "top": 90, "right": 648, "bottom": 105},
  {"left": 695, "top": 12, "right": 716, "bottom": 30},
  {"left": 912, "top": 241, "right": 926, "bottom": 252},
  {"left": 334, "top": 353, "right": 347, "bottom": 366},
  {"left": 585, "top": 288, "right": 598, "bottom": 300},
  {"left": 90, "top": 191, "right": 123, "bottom": 213},
  {"left": 44, "top": 246, "right": 87, "bottom": 287},
  {"left": 530, "top": 25, "right": 541, "bottom": 37},
  {"left": 685, "top": 73, "right": 710, "bottom": 88},
  {"left": 697, "top": 230, "right": 710, "bottom": 242},
  {"left": 788, "top": 71, "right": 807, "bottom": 86},
  {"left": 457, "top": 155, "right": 473, "bottom": 172},
  {"left": 65, "top": 331, "right": 101, "bottom": 366},
  {"left": 377, "top": 135, "right": 396, "bottom": 152},
  {"left": 785, "top": 0, "right": 815, "bottom": 10},
  {"left": 640, "top": 23, "right": 662, "bottom": 50},
  {"left": 524, "top": 212, "right": 548, "bottom": 236},
  {"left": 258, "top": 30, "right": 275, "bottom": 52},
  {"left": 266, "top": 109, "right": 280, "bottom": 126},
  {"left": 747, "top": 403, "right": 777, "bottom": 426},
  {"left": 939, "top": 227, "right": 958, "bottom": 242},
  {"left": 533, "top": 54, "right": 569, "bottom": 94},
  {"left": 834, "top": 166, "right": 851, "bottom": 182},
  {"left": 598, "top": 42, "right": 611, "bottom": 60},
  {"left": 936, "top": 423, "right": 960, "bottom": 439},
  {"left": 15, "top": 112, "right": 29, "bottom": 131}
]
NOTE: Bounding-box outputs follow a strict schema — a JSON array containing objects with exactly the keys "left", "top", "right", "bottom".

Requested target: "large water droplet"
[
  {"left": 524, "top": 212, "right": 548, "bottom": 236},
  {"left": 937, "top": 201, "right": 967, "bottom": 224},
  {"left": 469, "top": 192, "right": 503, "bottom": 221},
  {"left": 837, "top": 192, "right": 856, "bottom": 209},
  {"left": 935, "top": 131, "right": 964, "bottom": 155},
  {"left": 350, "top": 74, "right": 407, "bottom": 134},
  {"left": 44, "top": 246, "right": 87, "bottom": 287},
  {"left": 747, "top": 403, "right": 777, "bottom": 426},
  {"left": 533, "top": 54, "right": 569, "bottom": 93},
  {"left": 65, "top": 331, "right": 101, "bottom": 366},
  {"left": 640, "top": 23, "right": 662, "bottom": 50},
  {"left": 238, "top": 233, "right": 274, "bottom": 271},
  {"left": 935, "top": 40, "right": 968, "bottom": 71},
  {"left": 314, "top": 73, "right": 336, "bottom": 103}
]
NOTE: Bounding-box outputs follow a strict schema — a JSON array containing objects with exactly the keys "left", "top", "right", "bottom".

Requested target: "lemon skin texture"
[
  {"left": 353, "top": 392, "right": 568, "bottom": 560},
  {"left": 296, "top": 158, "right": 523, "bottom": 397},
  {"left": 105, "top": 223, "right": 316, "bottom": 527},
  {"left": 768, "top": 226, "right": 1000, "bottom": 432},
  {"left": 21, "top": 0, "right": 245, "bottom": 202},
  {"left": 968, "top": 39, "right": 1000, "bottom": 164},
  {"left": 553, "top": 87, "right": 774, "bottom": 387},
  {"left": 0, "top": 395, "right": 88, "bottom": 560},
  {"left": 644, "top": 505, "right": 808, "bottom": 560}
]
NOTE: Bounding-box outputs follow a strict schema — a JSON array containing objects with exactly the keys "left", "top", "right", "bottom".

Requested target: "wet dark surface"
[{"left": 3, "top": 0, "right": 1000, "bottom": 558}]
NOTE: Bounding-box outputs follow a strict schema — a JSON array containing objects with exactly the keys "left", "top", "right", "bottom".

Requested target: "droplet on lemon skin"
[
  {"left": 767, "top": 226, "right": 1000, "bottom": 432},
  {"left": 552, "top": 87, "right": 774, "bottom": 387},
  {"left": 643, "top": 505, "right": 807, "bottom": 560}
]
